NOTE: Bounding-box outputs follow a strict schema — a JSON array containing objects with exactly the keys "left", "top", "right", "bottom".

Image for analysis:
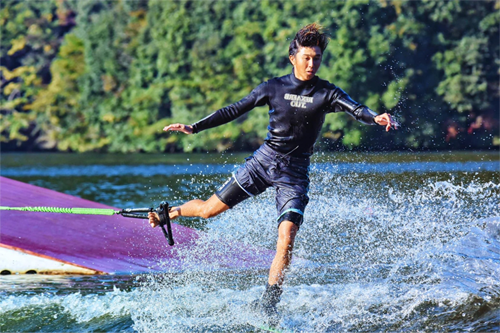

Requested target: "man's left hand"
[{"left": 374, "top": 113, "right": 398, "bottom": 132}]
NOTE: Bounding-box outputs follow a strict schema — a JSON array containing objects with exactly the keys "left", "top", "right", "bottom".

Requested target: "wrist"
[{"left": 190, "top": 123, "right": 198, "bottom": 134}]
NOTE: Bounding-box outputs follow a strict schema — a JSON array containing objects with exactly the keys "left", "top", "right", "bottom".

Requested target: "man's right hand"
[{"left": 163, "top": 123, "right": 193, "bottom": 134}]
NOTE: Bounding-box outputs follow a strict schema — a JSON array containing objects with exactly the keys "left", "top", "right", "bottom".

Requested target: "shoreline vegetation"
[
  {"left": 1, "top": 151, "right": 499, "bottom": 169},
  {"left": 1, "top": 0, "right": 499, "bottom": 153}
]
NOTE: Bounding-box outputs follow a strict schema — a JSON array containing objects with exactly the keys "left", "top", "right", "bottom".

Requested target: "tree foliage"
[{"left": 1, "top": 0, "right": 498, "bottom": 152}]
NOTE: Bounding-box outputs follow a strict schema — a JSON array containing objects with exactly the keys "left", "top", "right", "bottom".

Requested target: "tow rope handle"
[
  {"left": 157, "top": 202, "right": 175, "bottom": 246},
  {"left": 0, "top": 202, "right": 175, "bottom": 246},
  {"left": 119, "top": 201, "right": 174, "bottom": 246}
]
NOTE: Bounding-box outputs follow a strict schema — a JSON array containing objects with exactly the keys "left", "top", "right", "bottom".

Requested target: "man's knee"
[
  {"left": 199, "top": 195, "right": 230, "bottom": 219},
  {"left": 199, "top": 206, "right": 218, "bottom": 219},
  {"left": 277, "top": 220, "right": 299, "bottom": 249}
]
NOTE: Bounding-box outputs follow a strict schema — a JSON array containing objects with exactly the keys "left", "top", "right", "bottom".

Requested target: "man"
[{"left": 149, "top": 23, "right": 397, "bottom": 325}]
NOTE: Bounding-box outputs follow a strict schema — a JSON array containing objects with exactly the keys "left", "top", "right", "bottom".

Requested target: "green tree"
[
  {"left": 2, "top": 0, "right": 498, "bottom": 153},
  {"left": 1, "top": 0, "right": 76, "bottom": 149}
]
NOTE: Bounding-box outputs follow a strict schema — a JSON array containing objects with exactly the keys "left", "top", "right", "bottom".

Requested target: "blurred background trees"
[{"left": 1, "top": 0, "right": 498, "bottom": 153}]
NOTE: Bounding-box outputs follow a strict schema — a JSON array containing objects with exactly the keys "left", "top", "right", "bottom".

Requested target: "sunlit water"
[{"left": 1, "top": 152, "right": 499, "bottom": 332}]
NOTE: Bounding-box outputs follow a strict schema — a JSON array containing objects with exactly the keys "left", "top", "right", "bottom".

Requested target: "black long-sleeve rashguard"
[{"left": 191, "top": 72, "right": 377, "bottom": 157}]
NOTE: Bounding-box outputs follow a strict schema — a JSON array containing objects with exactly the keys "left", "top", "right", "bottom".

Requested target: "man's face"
[{"left": 289, "top": 46, "right": 322, "bottom": 81}]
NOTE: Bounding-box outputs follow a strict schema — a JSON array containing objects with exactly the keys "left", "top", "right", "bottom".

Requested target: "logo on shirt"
[{"left": 284, "top": 93, "right": 314, "bottom": 109}]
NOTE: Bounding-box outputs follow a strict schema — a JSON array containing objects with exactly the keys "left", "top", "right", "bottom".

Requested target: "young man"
[{"left": 149, "top": 23, "right": 397, "bottom": 324}]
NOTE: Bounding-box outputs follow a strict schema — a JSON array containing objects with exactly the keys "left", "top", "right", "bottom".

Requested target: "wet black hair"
[{"left": 289, "top": 23, "right": 329, "bottom": 57}]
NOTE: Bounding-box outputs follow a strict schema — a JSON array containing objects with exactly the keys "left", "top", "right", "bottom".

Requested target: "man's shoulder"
[
  {"left": 316, "top": 76, "right": 338, "bottom": 89},
  {"left": 315, "top": 77, "right": 346, "bottom": 101}
]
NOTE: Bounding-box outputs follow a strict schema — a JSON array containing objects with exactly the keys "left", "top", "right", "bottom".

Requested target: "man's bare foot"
[{"left": 147, "top": 207, "right": 181, "bottom": 228}]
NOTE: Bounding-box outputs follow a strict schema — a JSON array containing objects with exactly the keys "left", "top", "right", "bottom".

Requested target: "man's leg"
[
  {"left": 148, "top": 194, "right": 229, "bottom": 227},
  {"left": 268, "top": 220, "right": 299, "bottom": 286},
  {"left": 253, "top": 220, "right": 299, "bottom": 325}
]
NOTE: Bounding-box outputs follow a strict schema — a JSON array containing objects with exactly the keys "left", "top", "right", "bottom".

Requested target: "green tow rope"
[
  {"left": 0, "top": 206, "right": 119, "bottom": 215},
  {"left": 0, "top": 202, "right": 175, "bottom": 246}
]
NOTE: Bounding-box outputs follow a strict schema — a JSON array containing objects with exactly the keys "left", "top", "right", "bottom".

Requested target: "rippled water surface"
[{"left": 1, "top": 151, "right": 499, "bottom": 332}]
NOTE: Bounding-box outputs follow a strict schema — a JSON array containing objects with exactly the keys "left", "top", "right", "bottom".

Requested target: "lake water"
[{"left": 1, "top": 151, "right": 499, "bottom": 332}]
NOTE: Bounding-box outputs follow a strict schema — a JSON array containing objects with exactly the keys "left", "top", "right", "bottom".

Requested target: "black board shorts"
[{"left": 216, "top": 144, "right": 310, "bottom": 227}]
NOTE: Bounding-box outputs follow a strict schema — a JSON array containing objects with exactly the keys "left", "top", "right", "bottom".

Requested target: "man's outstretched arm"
[{"left": 333, "top": 89, "right": 399, "bottom": 131}]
